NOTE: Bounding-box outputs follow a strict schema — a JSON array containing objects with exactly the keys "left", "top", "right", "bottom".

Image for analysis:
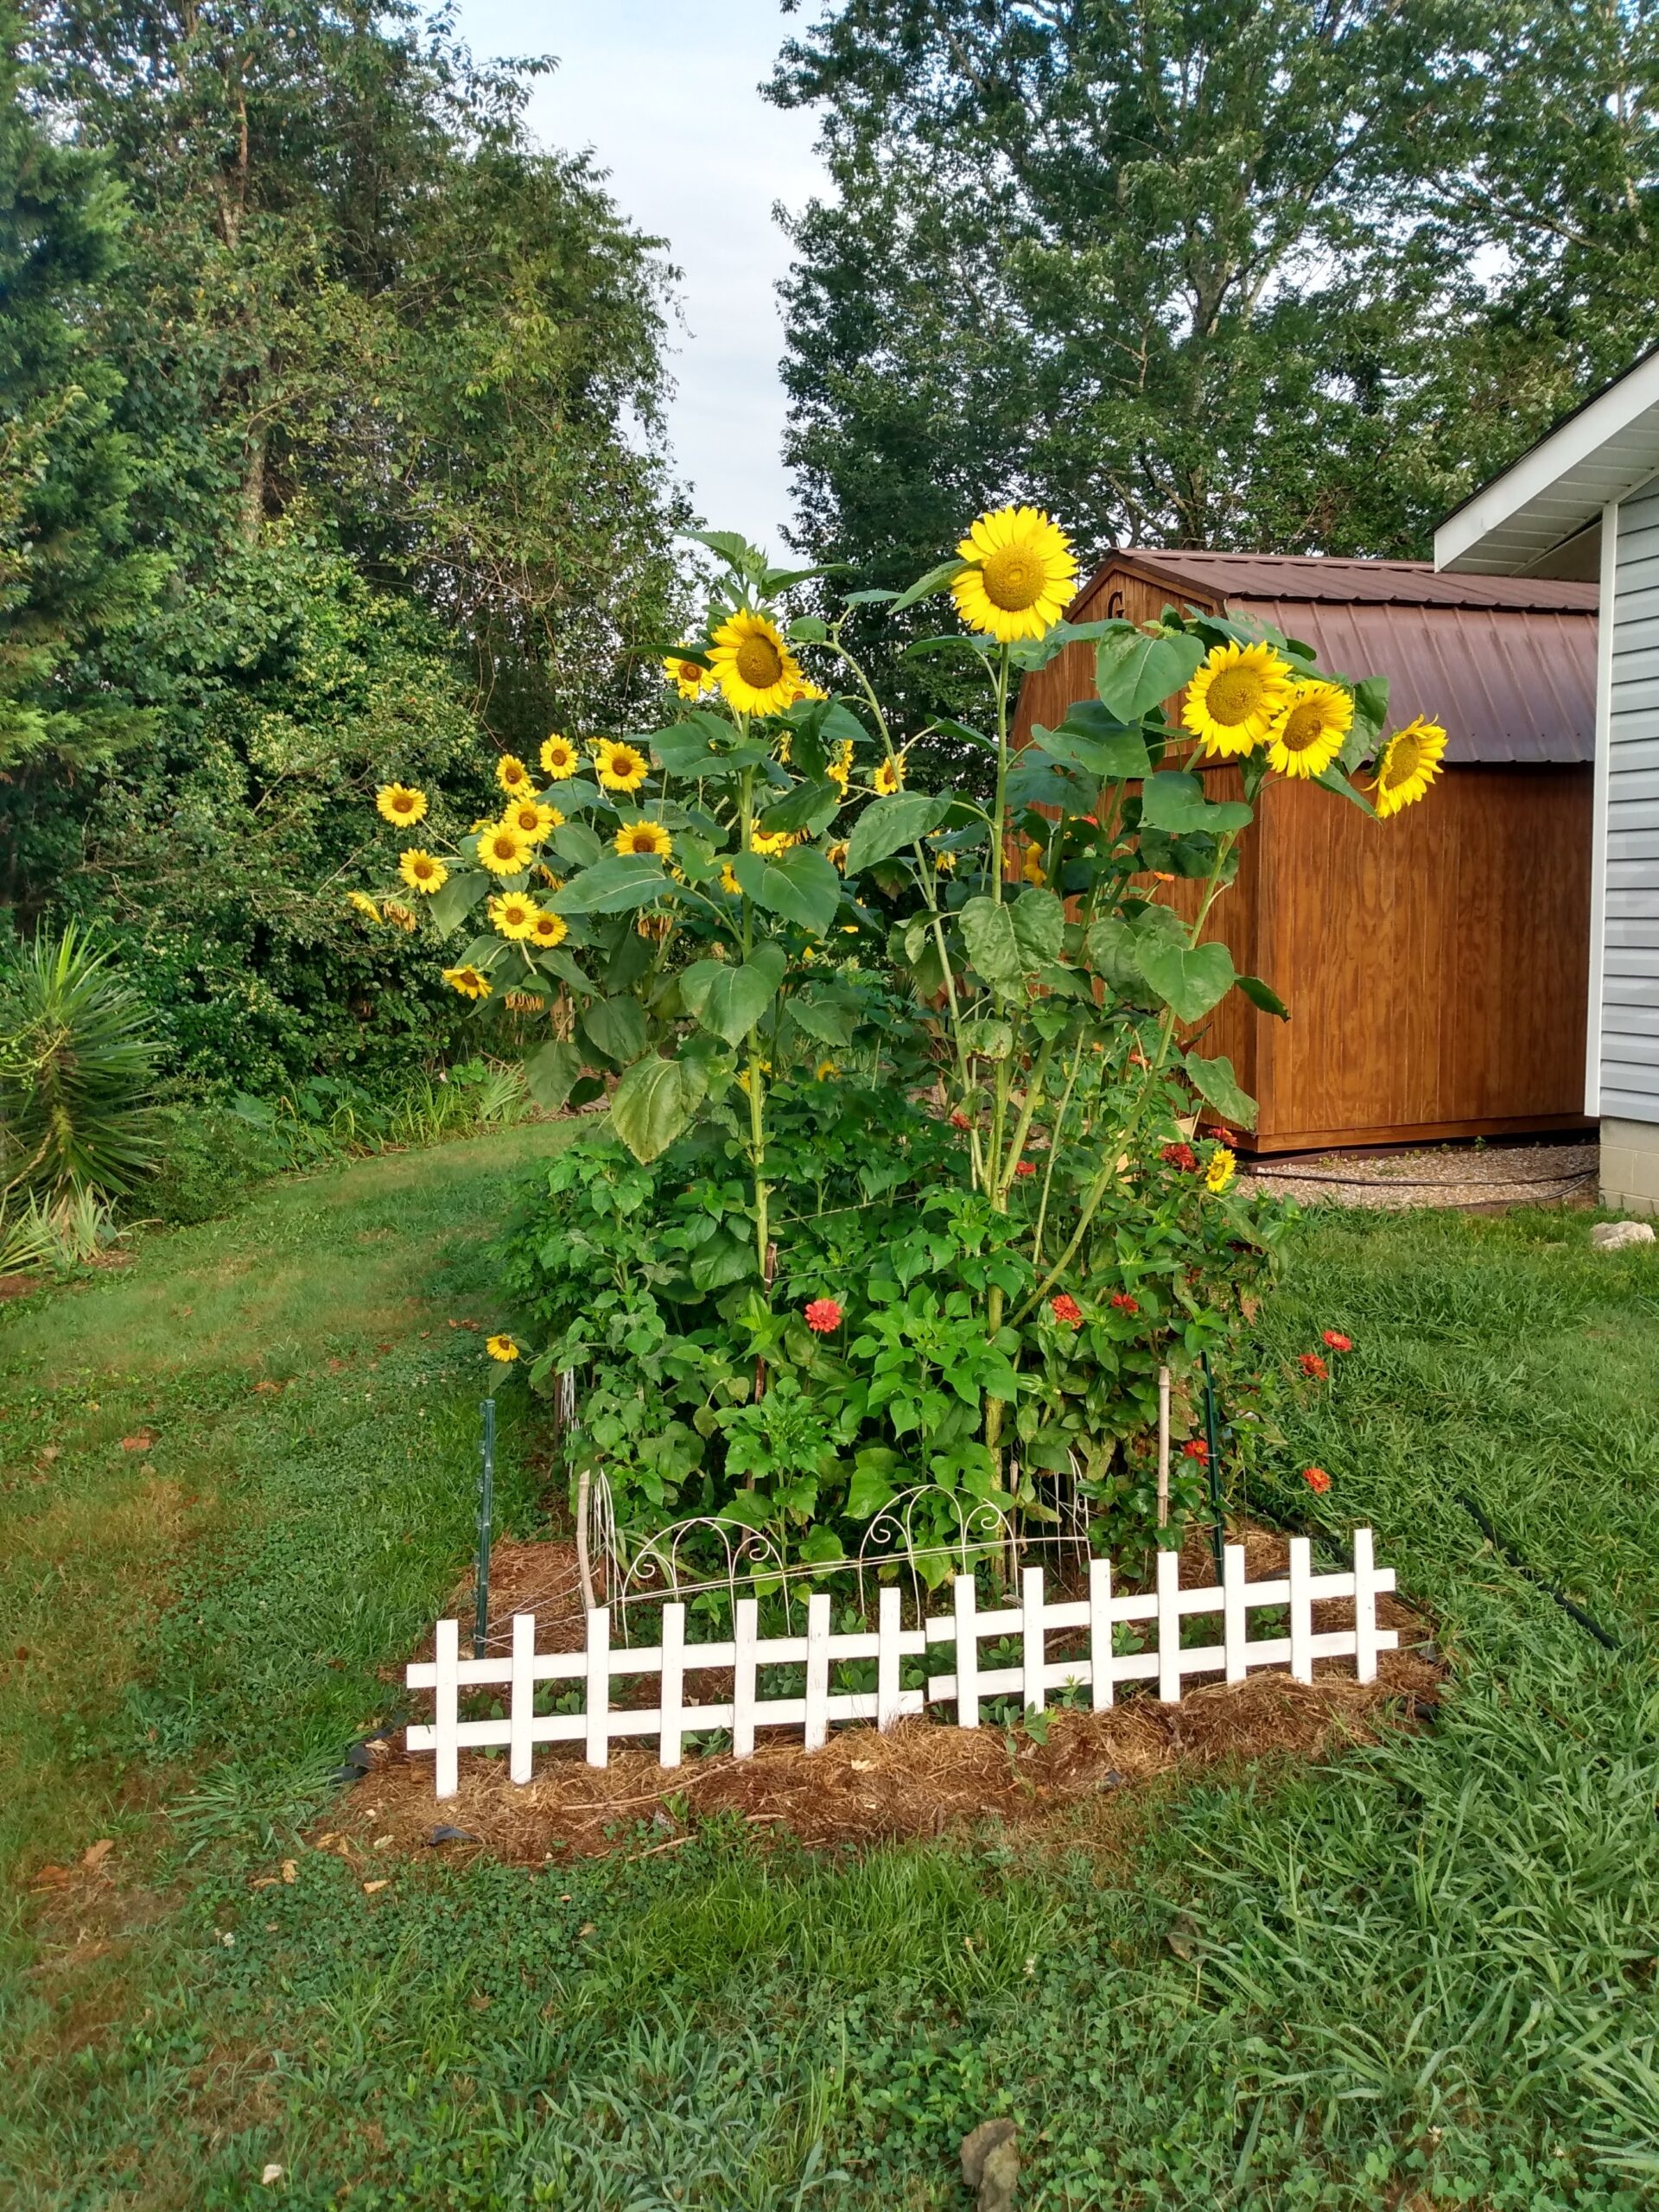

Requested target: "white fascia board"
[
  {"left": 1436, "top": 349, "right": 1659, "bottom": 574},
  {"left": 1586, "top": 501, "right": 1616, "bottom": 1116}
]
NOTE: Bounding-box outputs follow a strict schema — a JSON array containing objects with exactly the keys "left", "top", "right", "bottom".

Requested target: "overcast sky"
[{"left": 451, "top": 1, "right": 827, "bottom": 559}]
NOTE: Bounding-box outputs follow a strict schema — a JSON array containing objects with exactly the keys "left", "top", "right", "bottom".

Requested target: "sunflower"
[
  {"left": 443, "top": 964, "right": 492, "bottom": 1000},
  {"left": 664, "top": 651, "right": 711, "bottom": 700},
  {"left": 1020, "top": 843, "right": 1046, "bottom": 887},
  {"left": 749, "top": 827, "right": 796, "bottom": 858},
  {"left": 950, "top": 506, "right": 1077, "bottom": 643},
  {"left": 933, "top": 845, "right": 957, "bottom": 874},
  {"left": 537, "top": 865, "right": 564, "bottom": 889},
  {"left": 816, "top": 1060, "right": 839, "bottom": 1081},
  {"left": 826, "top": 841, "right": 849, "bottom": 872},
  {"left": 496, "top": 754, "right": 531, "bottom": 795},
  {"left": 540, "top": 733, "right": 581, "bottom": 781},
  {"left": 720, "top": 861, "right": 741, "bottom": 895},
  {"left": 503, "top": 991, "right": 548, "bottom": 1014},
  {"left": 613, "top": 818, "right": 674, "bottom": 861},
  {"left": 347, "top": 890, "right": 381, "bottom": 922},
  {"left": 476, "top": 820, "right": 533, "bottom": 877},
  {"left": 707, "top": 609, "right": 803, "bottom": 716},
  {"left": 1265, "top": 681, "right": 1353, "bottom": 780},
  {"left": 788, "top": 679, "right": 829, "bottom": 704},
  {"left": 398, "top": 848, "right": 448, "bottom": 894},
  {"left": 1183, "top": 640, "right": 1294, "bottom": 758},
  {"left": 593, "top": 738, "right": 651, "bottom": 793},
  {"left": 504, "top": 798, "right": 562, "bottom": 842},
  {"left": 1372, "top": 715, "right": 1448, "bottom": 818},
  {"left": 873, "top": 753, "right": 906, "bottom": 797},
  {"left": 381, "top": 899, "right": 418, "bottom": 932},
  {"left": 528, "top": 909, "right": 569, "bottom": 950},
  {"left": 826, "top": 737, "right": 855, "bottom": 791},
  {"left": 486, "top": 1333, "right": 519, "bottom": 1363},
  {"left": 376, "top": 783, "right": 427, "bottom": 827},
  {"left": 1206, "top": 1146, "right": 1236, "bottom": 1195},
  {"left": 488, "top": 891, "right": 540, "bottom": 939}
]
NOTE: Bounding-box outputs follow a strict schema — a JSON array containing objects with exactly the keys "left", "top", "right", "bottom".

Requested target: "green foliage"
[{"left": 0, "top": 921, "right": 162, "bottom": 1196}]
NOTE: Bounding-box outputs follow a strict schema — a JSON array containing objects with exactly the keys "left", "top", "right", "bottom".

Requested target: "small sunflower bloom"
[
  {"left": 720, "top": 861, "right": 741, "bottom": 896},
  {"left": 826, "top": 841, "right": 849, "bottom": 872},
  {"left": 376, "top": 783, "right": 427, "bottom": 827},
  {"left": 527, "top": 909, "right": 569, "bottom": 950},
  {"left": 708, "top": 609, "right": 803, "bottom": 716},
  {"left": 872, "top": 753, "right": 906, "bottom": 798},
  {"left": 476, "top": 821, "right": 533, "bottom": 878},
  {"left": 496, "top": 754, "right": 531, "bottom": 795},
  {"left": 488, "top": 891, "right": 540, "bottom": 940},
  {"left": 486, "top": 1333, "right": 519, "bottom": 1363},
  {"left": 750, "top": 827, "right": 797, "bottom": 858},
  {"left": 347, "top": 890, "right": 381, "bottom": 923},
  {"left": 663, "top": 651, "right": 712, "bottom": 700},
  {"left": 504, "top": 799, "right": 562, "bottom": 842},
  {"left": 443, "top": 964, "right": 492, "bottom": 1001},
  {"left": 539, "top": 733, "right": 581, "bottom": 781},
  {"left": 815, "top": 1059, "right": 838, "bottom": 1081},
  {"left": 398, "top": 849, "right": 448, "bottom": 895},
  {"left": 826, "top": 738, "right": 855, "bottom": 792},
  {"left": 950, "top": 505, "right": 1077, "bottom": 643},
  {"left": 1205, "top": 1146, "right": 1236, "bottom": 1194},
  {"left": 381, "top": 900, "right": 418, "bottom": 932},
  {"left": 614, "top": 818, "right": 674, "bottom": 861},
  {"left": 1373, "top": 715, "right": 1448, "bottom": 817},
  {"left": 593, "top": 738, "right": 651, "bottom": 794}
]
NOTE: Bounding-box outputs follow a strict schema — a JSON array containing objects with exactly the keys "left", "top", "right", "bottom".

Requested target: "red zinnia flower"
[
  {"left": 1049, "top": 1294, "right": 1083, "bottom": 1327},
  {"left": 1300, "top": 1351, "right": 1328, "bottom": 1379},
  {"left": 950, "top": 1109, "right": 971, "bottom": 1129},
  {"left": 1110, "top": 1292, "right": 1139, "bottom": 1313},
  {"left": 804, "top": 1299, "right": 842, "bottom": 1334},
  {"left": 1302, "top": 1465, "right": 1332, "bottom": 1495},
  {"left": 1014, "top": 1160, "right": 1036, "bottom": 1179},
  {"left": 1182, "top": 1439, "right": 1209, "bottom": 1462},
  {"left": 1323, "top": 1331, "right": 1352, "bottom": 1353},
  {"left": 1161, "top": 1142, "right": 1198, "bottom": 1171}
]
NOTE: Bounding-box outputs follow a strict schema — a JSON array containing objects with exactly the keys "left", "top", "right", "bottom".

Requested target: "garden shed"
[{"left": 1013, "top": 550, "right": 1599, "bottom": 1154}]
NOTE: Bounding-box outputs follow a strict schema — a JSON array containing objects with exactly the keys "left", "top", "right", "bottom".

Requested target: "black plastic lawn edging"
[{"left": 1459, "top": 1492, "right": 1622, "bottom": 1652}]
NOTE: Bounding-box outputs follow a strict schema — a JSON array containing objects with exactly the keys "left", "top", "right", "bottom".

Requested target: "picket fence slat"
[{"left": 406, "top": 1532, "right": 1399, "bottom": 1798}]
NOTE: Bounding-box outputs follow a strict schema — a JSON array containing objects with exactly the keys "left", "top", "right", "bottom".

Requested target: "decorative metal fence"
[{"left": 406, "top": 1529, "right": 1396, "bottom": 1799}]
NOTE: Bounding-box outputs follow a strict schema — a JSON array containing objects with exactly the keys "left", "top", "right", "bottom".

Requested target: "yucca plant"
[{"left": 0, "top": 924, "right": 163, "bottom": 1199}]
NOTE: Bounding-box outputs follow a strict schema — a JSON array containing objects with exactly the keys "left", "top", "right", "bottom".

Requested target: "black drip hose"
[{"left": 1459, "top": 1493, "right": 1621, "bottom": 1652}]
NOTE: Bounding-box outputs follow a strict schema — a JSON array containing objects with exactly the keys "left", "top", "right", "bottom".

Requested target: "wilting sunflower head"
[
  {"left": 505, "top": 798, "right": 560, "bottom": 842},
  {"left": 496, "top": 754, "right": 531, "bottom": 795},
  {"left": 487, "top": 891, "right": 540, "bottom": 939},
  {"left": 1373, "top": 715, "right": 1447, "bottom": 818},
  {"left": 593, "top": 738, "right": 650, "bottom": 793},
  {"left": 708, "top": 609, "right": 803, "bottom": 716},
  {"left": 442, "top": 963, "right": 492, "bottom": 1000},
  {"left": 950, "top": 506, "right": 1077, "bottom": 643},
  {"left": 398, "top": 848, "right": 448, "bottom": 894},
  {"left": 528, "top": 908, "right": 569, "bottom": 949},
  {"left": 873, "top": 753, "right": 906, "bottom": 797},
  {"left": 1183, "top": 640, "right": 1294, "bottom": 757},
  {"left": 476, "top": 821, "right": 533, "bottom": 877},
  {"left": 664, "top": 651, "right": 712, "bottom": 701},
  {"left": 376, "top": 782, "right": 427, "bottom": 827},
  {"left": 540, "top": 733, "right": 580, "bottom": 780},
  {"left": 933, "top": 844, "right": 957, "bottom": 873},
  {"left": 826, "top": 841, "right": 849, "bottom": 872},
  {"left": 380, "top": 899, "right": 419, "bottom": 932},
  {"left": 613, "top": 818, "right": 674, "bottom": 861},
  {"left": 1265, "top": 680, "right": 1353, "bottom": 781},
  {"left": 347, "top": 890, "right": 381, "bottom": 922}
]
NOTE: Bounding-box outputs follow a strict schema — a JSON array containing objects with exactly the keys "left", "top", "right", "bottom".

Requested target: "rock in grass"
[
  {"left": 1591, "top": 1220, "right": 1656, "bottom": 1251},
  {"left": 961, "top": 2119, "right": 1019, "bottom": 2209}
]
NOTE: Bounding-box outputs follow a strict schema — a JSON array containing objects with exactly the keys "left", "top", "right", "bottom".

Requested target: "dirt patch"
[{"left": 353, "top": 1525, "right": 1440, "bottom": 1868}]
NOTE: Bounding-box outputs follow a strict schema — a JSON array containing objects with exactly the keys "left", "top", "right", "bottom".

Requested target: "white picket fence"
[{"left": 405, "top": 1530, "right": 1397, "bottom": 1798}]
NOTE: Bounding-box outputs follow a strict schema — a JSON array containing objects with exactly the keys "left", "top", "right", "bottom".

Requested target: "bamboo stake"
[{"left": 1157, "top": 1365, "right": 1171, "bottom": 1529}]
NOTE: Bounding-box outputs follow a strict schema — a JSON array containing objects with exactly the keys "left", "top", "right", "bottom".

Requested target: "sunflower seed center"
[
  {"left": 1204, "top": 669, "right": 1266, "bottom": 724},
  {"left": 735, "top": 635, "right": 784, "bottom": 688},
  {"left": 980, "top": 546, "right": 1045, "bottom": 612}
]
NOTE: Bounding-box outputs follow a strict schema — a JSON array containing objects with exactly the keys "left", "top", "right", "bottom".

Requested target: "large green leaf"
[
  {"left": 550, "top": 821, "right": 603, "bottom": 869},
  {"left": 1138, "top": 772, "right": 1252, "bottom": 835},
  {"left": 958, "top": 897, "right": 1022, "bottom": 988},
  {"left": 609, "top": 1052, "right": 709, "bottom": 1164},
  {"left": 888, "top": 556, "right": 968, "bottom": 614},
  {"left": 842, "top": 791, "right": 949, "bottom": 874},
  {"left": 1134, "top": 935, "right": 1236, "bottom": 1022},
  {"left": 1183, "top": 1050, "right": 1258, "bottom": 1129},
  {"left": 1010, "top": 887, "right": 1065, "bottom": 968},
  {"left": 1096, "top": 627, "right": 1205, "bottom": 721},
  {"left": 1084, "top": 916, "right": 1146, "bottom": 995},
  {"left": 1236, "top": 973, "right": 1289, "bottom": 1020},
  {"left": 733, "top": 847, "right": 842, "bottom": 935},
  {"left": 426, "top": 868, "right": 488, "bottom": 938},
  {"left": 1041, "top": 701, "right": 1154, "bottom": 779},
  {"left": 758, "top": 779, "right": 841, "bottom": 837},
  {"left": 579, "top": 994, "right": 649, "bottom": 1066},
  {"left": 523, "top": 1040, "right": 582, "bottom": 1114},
  {"left": 531, "top": 947, "right": 598, "bottom": 995},
  {"left": 785, "top": 989, "right": 857, "bottom": 1046},
  {"left": 550, "top": 855, "right": 674, "bottom": 915},
  {"left": 679, "top": 944, "right": 785, "bottom": 1047}
]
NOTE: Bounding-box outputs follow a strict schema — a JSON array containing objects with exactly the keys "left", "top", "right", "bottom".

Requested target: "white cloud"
[{"left": 450, "top": 1, "right": 826, "bottom": 558}]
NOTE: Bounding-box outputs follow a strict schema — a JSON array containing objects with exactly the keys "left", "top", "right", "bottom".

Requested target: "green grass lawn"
[{"left": 3, "top": 1141, "right": 1658, "bottom": 2209}]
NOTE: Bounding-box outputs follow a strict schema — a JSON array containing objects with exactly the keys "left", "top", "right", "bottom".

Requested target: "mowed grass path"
[{"left": 3, "top": 1148, "right": 1658, "bottom": 2210}]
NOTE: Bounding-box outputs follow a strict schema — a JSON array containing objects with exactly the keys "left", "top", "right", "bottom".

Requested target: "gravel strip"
[{"left": 1240, "top": 1140, "right": 1599, "bottom": 1211}]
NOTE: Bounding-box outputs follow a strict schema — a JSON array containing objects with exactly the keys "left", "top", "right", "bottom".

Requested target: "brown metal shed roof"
[{"left": 1082, "top": 551, "right": 1598, "bottom": 766}]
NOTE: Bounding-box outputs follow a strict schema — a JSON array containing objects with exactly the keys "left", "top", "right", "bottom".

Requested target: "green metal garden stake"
[
  {"left": 1199, "top": 1351, "right": 1225, "bottom": 1584},
  {"left": 474, "top": 1397, "right": 495, "bottom": 1661}
]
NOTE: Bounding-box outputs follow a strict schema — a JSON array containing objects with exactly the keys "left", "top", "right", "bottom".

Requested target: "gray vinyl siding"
[{"left": 1606, "top": 486, "right": 1659, "bottom": 1119}]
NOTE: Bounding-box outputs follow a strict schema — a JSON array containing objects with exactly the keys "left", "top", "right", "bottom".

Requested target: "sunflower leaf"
[
  {"left": 578, "top": 995, "right": 648, "bottom": 1068},
  {"left": 733, "top": 847, "right": 842, "bottom": 935},
  {"left": 842, "top": 791, "right": 950, "bottom": 874},
  {"left": 550, "top": 855, "right": 673, "bottom": 914},
  {"left": 425, "top": 869, "right": 489, "bottom": 939},
  {"left": 523, "top": 1041, "right": 582, "bottom": 1115},
  {"left": 679, "top": 945, "right": 786, "bottom": 1048},
  {"left": 888, "top": 557, "right": 969, "bottom": 615},
  {"left": 1096, "top": 628, "right": 1205, "bottom": 721},
  {"left": 550, "top": 821, "right": 603, "bottom": 869},
  {"left": 958, "top": 897, "right": 1022, "bottom": 988},
  {"left": 1315, "top": 762, "right": 1377, "bottom": 816},
  {"left": 1134, "top": 937, "right": 1236, "bottom": 1024},
  {"left": 1236, "top": 974, "right": 1289, "bottom": 1020},
  {"left": 1139, "top": 772, "right": 1252, "bottom": 835},
  {"left": 1183, "top": 1050, "right": 1258, "bottom": 1129},
  {"left": 758, "top": 780, "right": 841, "bottom": 837},
  {"left": 609, "top": 1052, "right": 711, "bottom": 1164}
]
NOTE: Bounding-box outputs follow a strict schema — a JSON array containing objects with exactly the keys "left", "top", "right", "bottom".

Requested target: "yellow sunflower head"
[
  {"left": 539, "top": 733, "right": 581, "bottom": 781},
  {"left": 1373, "top": 715, "right": 1448, "bottom": 818},
  {"left": 950, "top": 506, "right": 1077, "bottom": 644},
  {"left": 826, "top": 738, "right": 855, "bottom": 791},
  {"left": 1206, "top": 1145, "right": 1237, "bottom": 1195},
  {"left": 593, "top": 738, "right": 651, "bottom": 793},
  {"left": 486, "top": 1332, "right": 519, "bottom": 1363},
  {"left": 749, "top": 827, "right": 796, "bottom": 858},
  {"left": 487, "top": 891, "right": 540, "bottom": 940},
  {"left": 496, "top": 754, "right": 531, "bottom": 795},
  {"left": 376, "top": 782, "right": 427, "bottom": 827},
  {"left": 505, "top": 798, "right": 559, "bottom": 842},
  {"left": 720, "top": 861, "right": 741, "bottom": 895},
  {"left": 873, "top": 753, "right": 906, "bottom": 798},
  {"left": 664, "top": 651, "right": 712, "bottom": 701},
  {"left": 707, "top": 609, "right": 803, "bottom": 716},
  {"left": 442, "top": 964, "right": 492, "bottom": 1001},
  {"left": 788, "top": 679, "right": 829, "bottom": 704},
  {"left": 1265, "top": 681, "right": 1353, "bottom": 781},
  {"left": 398, "top": 848, "right": 448, "bottom": 894},
  {"left": 613, "top": 818, "right": 674, "bottom": 861},
  {"left": 1020, "top": 839, "right": 1046, "bottom": 887},
  {"left": 826, "top": 841, "right": 849, "bottom": 872},
  {"left": 347, "top": 890, "right": 381, "bottom": 922},
  {"left": 815, "top": 1059, "right": 839, "bottom": 1081},
  {"left": 380, "top": 899, "right": 419, "bottom": 932},
  {"left": 528, "top": 909, "right": 569, "bottom": 949},
  {"left": 1182, "top": 640, "right": 1294, "bottom": 758},
  {"left": 933, "top": 844, "right": 957, "bottom": 873},
  {"left": 476, "top": 821, "right": 533, "bottom": 877}
]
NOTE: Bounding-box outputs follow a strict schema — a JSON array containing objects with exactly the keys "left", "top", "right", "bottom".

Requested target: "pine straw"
[{"left": 345, "top": 1526, "right": 1442, "bottom": 1870}]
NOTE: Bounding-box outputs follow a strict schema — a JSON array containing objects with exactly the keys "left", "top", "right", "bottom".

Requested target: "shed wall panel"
[{"left": 1607, "top": 488, "right": 1659, "bottom": 1120}]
